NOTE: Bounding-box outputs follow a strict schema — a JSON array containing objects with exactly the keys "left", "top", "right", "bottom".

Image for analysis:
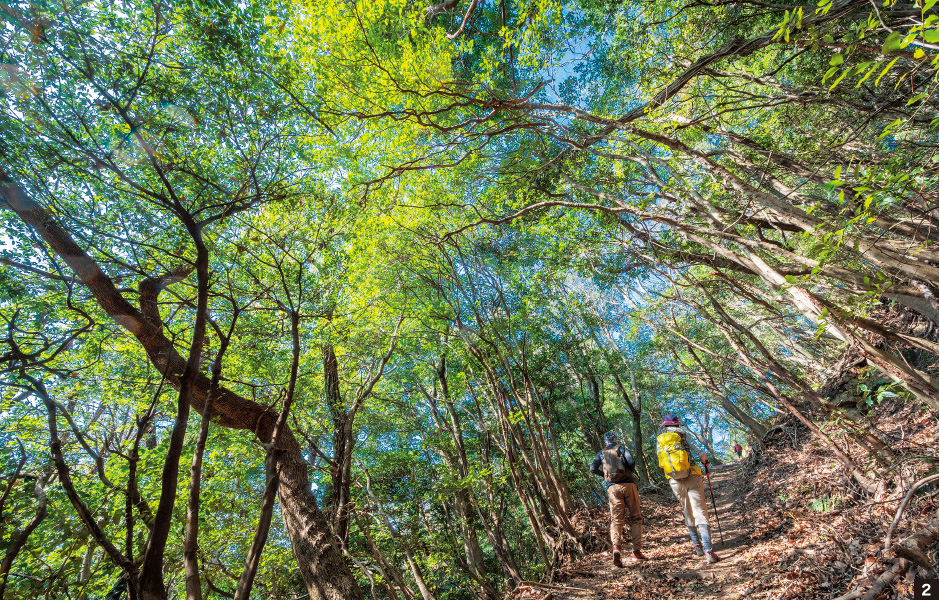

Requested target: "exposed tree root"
[
  {"left": 832, "top": 559, "right": 909, "bottom": 600},
  {"left": 893, "top": 513, "right": 939, "bottom": 569}
]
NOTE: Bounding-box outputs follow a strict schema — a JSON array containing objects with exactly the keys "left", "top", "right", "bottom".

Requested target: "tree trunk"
[
  {"left": 612, "top": 373, "right": 652, "bottom": 484},
  {"left": 718, "top": 396, "right": 767, "bottom": 439},
  {"left": 0, "top": 176, "right": 363, "bottom": 600},
  {"left": 363, "top": 470, "right": 436, "bottom": 600},
  {"left": 324, "top": 344, "right": 355, "bottom": 545},
  {"left": 701, "top": 298, "right": 885, "bottom": 495},
  {"left": 681, "top": 344, "right": 768, "bottom": 439},
  {"left": 581, "top": 369, "right": 609, "bottom": 447},
  {"left": 430, "top": 355, "right": 500, "bottom": 600},
  {"left": 0, "top": 473, "right": 48, "bottom": 599},
  {"left": 357, "top": 515, "right": 412, "bottom": 600}
]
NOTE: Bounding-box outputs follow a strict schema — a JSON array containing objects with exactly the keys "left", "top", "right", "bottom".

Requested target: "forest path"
[{"left": 529, "top": 460, "right": 760, "bottom": 600}]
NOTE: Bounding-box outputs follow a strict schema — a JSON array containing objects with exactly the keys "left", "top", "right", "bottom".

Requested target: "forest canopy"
[{"left": 1, "top": 0, "right": 938, "bottom": 598}]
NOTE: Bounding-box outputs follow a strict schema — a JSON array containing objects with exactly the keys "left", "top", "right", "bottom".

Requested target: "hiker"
[
  {"left": 590, "top": 431, "right": 648, "bottom": 567},
  {"left": 656, "top": 414, "right": 721, "bottom": 564},
  {"left": 733, "top": 442, "right": 743, "bottom": 458}
]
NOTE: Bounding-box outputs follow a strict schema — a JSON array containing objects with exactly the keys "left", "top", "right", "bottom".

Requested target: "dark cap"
[{"left": 660, "top": 414, "right": 681, "bottom": 427}]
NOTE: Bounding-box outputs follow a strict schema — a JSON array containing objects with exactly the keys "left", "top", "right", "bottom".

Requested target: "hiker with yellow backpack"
[{"left": 656, "top": 414, "right": 721, "bottom": 564}]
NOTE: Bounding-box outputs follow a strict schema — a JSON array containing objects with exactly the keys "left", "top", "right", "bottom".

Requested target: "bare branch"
[{"left": 446, "top": 0, "right": 479, "bottom": 39}]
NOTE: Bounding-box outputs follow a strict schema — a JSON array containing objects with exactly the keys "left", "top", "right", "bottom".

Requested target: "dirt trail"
[
  {"left": 523, "top": 461, "right": 759, "bottom": 600},
  {"left": 508, "top": 412, "right": 936, "bottom": 600}
]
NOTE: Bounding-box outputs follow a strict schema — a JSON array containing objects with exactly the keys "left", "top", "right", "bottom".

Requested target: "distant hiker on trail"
[
  {"left": 590, "top": 431, "right": 648, "bottom": 567},
  {"left": 733, "top": 442, "right": 743, "bottom": 458},
  {"left": 656, "top": 415, "right": 721, "bottom": 564}
]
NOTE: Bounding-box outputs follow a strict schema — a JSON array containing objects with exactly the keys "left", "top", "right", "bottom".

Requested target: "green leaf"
[
  {"left": 924, "top": 28, "right": 939, "bottom": 43},
  {"left": 877, "top": 117, "right": 903, "bottom": 139},
  {"left": 829, "top": 68, "right": 850, "bottom": 90},
  {"left": 882, "top": 31, "right": 908, "bottom": 52},
  {"left": 785, "top": 275, "right": 797, "bottom": 284},
  {"left": 853, "top": 60, "right": 873, "bottom": 75},
  {"left": 856, "top": 61, "right": 878, "bottom": 86},
  {"left": 874, "top": 57, "right": 899, "bottom": 86},
  {"left": 829, "top": 53, "right": 843, "bottom": 66}
]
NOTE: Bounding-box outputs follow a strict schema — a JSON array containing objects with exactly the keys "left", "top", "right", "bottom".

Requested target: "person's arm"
[
  {"left": 680, "top": 431, "right": 707, "bottom": 460},
  {"left": 678, "top": 432, "right": 706, "bottom": 465},
  {"left": 620, "top": 446, "right": 639, "bottom": 481},
  {"left": 619, "top": 446, "right": 636, "bottom": 470},
  {"left": 590, "top": 452, "right": 604, "bottom": 477}
]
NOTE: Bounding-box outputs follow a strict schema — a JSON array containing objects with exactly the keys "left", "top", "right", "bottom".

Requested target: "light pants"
[
  {"left": 668, "top": 472, "right": 709, "bottom": 526},
  {"left": 688, "top": 524, "right": 713, "bottom": 552},
  {"left": 669, "top": 472, "right": 713, "bottom": 551},
  {"left": 607, "top": 482, "right": 642, "bottom": 551}
]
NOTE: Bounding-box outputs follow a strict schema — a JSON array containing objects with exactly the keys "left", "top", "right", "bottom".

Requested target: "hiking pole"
[{"left": 703, "top": 461, "right": 724, "bottom": 545}]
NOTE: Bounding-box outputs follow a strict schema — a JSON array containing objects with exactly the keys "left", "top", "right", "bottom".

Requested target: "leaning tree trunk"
[
  {"left": 0, "top": 177, "right": 363, "bottom": 600},
  {"left": 0, "top": 473, "right": 48, "bottom": 599},
  {"left": 324, "top": 344, "right": 355, "bottom": 545},
  {"left": 681, "top": 345, "right": 768, "bottom": 439},
  {"left": 433, "top": 357, "right": 500, "bottom": 600},
  {"left": 327, "top": 424, "right": 353, "bottom": 545},
  {"left": 703, "top": 297, "right": 886, "bottom": 495},
  {"left": 612, "top": 373, "right": 652, "bottom": 484}
]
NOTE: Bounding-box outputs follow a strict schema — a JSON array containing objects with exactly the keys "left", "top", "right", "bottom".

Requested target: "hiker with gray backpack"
[
  {"left": 656, "top": 414, "right": 721, "bottom": 564},
  {"left": 590, "top": 431, "right": 648, "bottom": 567}
]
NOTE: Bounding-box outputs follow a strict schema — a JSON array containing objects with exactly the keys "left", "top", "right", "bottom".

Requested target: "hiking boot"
[
  {"left": 612, "top": 548, "right": 623, "bottom": 568},
  {"left": 705, "top": 550, "right": 721, "bottom": 564},
  {"left": 693, "top": 545, "right": 704, "bottom": 557},
  {"left": 631, "top": 551, "right": 649, "bottom": 561}
]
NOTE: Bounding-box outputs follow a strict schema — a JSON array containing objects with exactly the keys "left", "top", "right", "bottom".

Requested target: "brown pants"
[{"left": 607, "top": 482, "right": 642, "bottom": 551}]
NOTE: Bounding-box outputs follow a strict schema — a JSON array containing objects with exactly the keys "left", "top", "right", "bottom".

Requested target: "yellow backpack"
[{"left": 656, "top": 431, "right": 693, "bottom": 479}]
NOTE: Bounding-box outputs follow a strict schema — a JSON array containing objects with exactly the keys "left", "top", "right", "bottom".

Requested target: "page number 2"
[{"left": 916, "top": 579, "right": 939, "bottom": 599}]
